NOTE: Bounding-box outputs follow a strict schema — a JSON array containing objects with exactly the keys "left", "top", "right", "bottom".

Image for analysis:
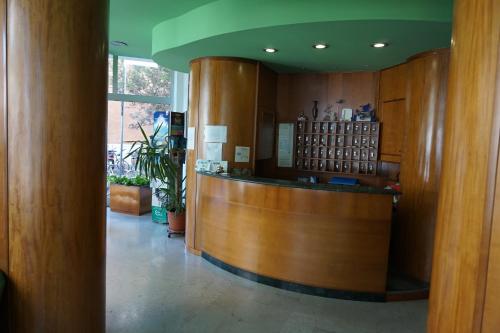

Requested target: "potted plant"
[
  {"left": 108, "top": 175, "right": 152, "bottom": 215},
  {"left": 158, "top": 171, "right": 186, "bottom": 236},
  {"left": 127, "top": 124, "right": 186, "bottom": 235}
]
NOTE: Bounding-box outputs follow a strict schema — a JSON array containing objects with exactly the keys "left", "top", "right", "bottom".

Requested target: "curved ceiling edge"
[{"left": 151, "top": 0, "right": 452, "bottom": 56}]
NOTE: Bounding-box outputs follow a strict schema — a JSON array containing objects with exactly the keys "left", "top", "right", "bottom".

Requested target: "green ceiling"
[{"left": 110, "top": 0, "right": 453, "bottom": 73}]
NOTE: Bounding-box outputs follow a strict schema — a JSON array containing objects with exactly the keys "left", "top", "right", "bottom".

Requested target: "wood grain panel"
[
  {"left": 428, "top": 0, "right": 500, "bottom": 331},
  {"left": 198, "top": 174, "right": 393, "bottom": 293},
  {"left": 196, "top": 58, "right": 258, "bottom": 171},
  {"left": 255, "top": 64, "right": 277, "bottom": 160},
  {"left": 257, "top": 71, "right": 382, "bottom": 185},
  {"left": 394, "top": 49, "right": 449, "bottom": 283},
  {"left": 483, "top": 146, "right": 500, "bottom": 332},
  {"left": 378, "top": 63, "right": 407, "bottom": 163},
  {"left": 379, "top": 64, "right": 407, "bottom": 101},
  {"left": 109, "top": 185, "right": 152, "bottom": 216},
  {"left": 185, "top": 60, "right": 201, "bottom": 252},
  {"left": 7, "top": 0, "right": 108, "bottom": 331},
  {"left": 379, "top": 99, "right": 406, "bottom": 162},
  {"left": 0, "top": 0, "right": 7, "bottom": 275}
]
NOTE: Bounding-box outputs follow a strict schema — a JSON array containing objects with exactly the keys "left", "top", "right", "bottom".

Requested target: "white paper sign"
[
  {"left": 205, "top": 142, "right": 223, "bottom": 161},
  {"left": 278, "top": 123, "right": 294, "bottom": 167},
  {"left": 187, "top": 127, "right": 196, "bottom": 150},
  {"left": 204, "top": 125, "right": 227, "bottom": 143},
  {"left": 235, "top": 146, "right": 250, "bottom": 163},
  {"left": 196, "top": 160, "right": 228, "bottom": 172}
]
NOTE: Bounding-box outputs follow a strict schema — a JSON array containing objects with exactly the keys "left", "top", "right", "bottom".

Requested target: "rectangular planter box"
[{"left": 109, "top": 184, "right": 152, "bottom": 215}]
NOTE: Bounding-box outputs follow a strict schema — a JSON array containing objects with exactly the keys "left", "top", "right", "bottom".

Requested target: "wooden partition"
[
  {"left": 0, "top": 0, "right": 7, "bottom": 276},
  {"left": 197, "top": 173, "right": 393, "bottom": 294},
  {"left": 255, "top": 71, "right": 399, "bottom": 186},
  {"left": 483, "top": 153, "right": 500, "bottom": 332},
  {"left": 378, "top": 63, "right": 407, "bottom": 163},
  {"left": 185, "top": 57, "right": 261, "bottom": 252},
  {"left": 5, "top": 0, "right": 108, "bottom": 331},
  {"left": 428, "top": 0, "right": 500, "bottom": 331},
  {"left": 186, "top": 60, "right": 201, "bottom": 254},
  {"left": 393, "top": 49, "right": 449, "bottom": 283}
]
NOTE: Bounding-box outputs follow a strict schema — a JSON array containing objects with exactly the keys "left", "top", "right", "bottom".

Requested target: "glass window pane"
[
  {"left": 108, "top": 55, "right": 113, "bottom": 93},
  {"left": 123, "top": 102, "right": 171, "bottom": 144},
  {"left": 107, "top": 100, "right": 121, "bottom": 146},
  {"left": 122, "top": 58, "right": 172, "bottom": 97},
  {"left": 107, "top": 100, "right": 122, "bottom": 175}
]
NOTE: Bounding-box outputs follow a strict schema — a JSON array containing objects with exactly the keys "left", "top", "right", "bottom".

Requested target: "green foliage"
[
  {"left": 126, "top": 64, "right": 171, "bottom": 97},
  {"left": 125, "top": 124, "right": 176, "bottom": 181},
  {"left": 126, "top": 123, "right": 185, "bottom": 215},
  {"left": 108, "top": 175, "right": 150, "bottom": 187},
  {"left": 157, "top": 177, "right": 186, "bottom": 214}
]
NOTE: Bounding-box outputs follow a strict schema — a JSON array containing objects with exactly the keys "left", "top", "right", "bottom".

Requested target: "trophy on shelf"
[
  {"left": 334, "top": 99, "right": 345, "bottom": 121},
  {"left": 322, "top": 104, "right": 333, "bottom": 121},
  {"left": 355, "top": 103, "right": 376, "bottom": 121}
]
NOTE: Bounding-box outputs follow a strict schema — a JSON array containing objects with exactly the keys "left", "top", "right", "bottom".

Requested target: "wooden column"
[
  {"left": 428, "top": 0, "right": 499, "bottom": 332},
  {"left": 185, "top": 57, "right": 259, "bottom": 252},
  {"left": 0, "top": 0, "right": 7, "bottom": 275},
  {"left": 394, "top": 49, "right": 449, "bottom": 283},
  {"left": 6, "top": 0, "right": 108, "bottom": 332},
  {"left": 185, "top": 61, "right": 201, "bottom": 254}
]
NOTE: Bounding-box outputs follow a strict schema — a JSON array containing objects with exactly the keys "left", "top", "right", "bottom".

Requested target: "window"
[{"left": 107, "top": 55, "right": 173, "bottom": 175}]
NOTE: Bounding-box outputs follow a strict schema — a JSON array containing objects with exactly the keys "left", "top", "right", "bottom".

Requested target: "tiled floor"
[{"left": 106, "top": 210, "right": 427, "bottom": 333}]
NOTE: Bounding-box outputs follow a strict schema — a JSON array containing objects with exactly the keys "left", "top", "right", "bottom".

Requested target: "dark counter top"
[{"left": 197, "top": 171, "right": 398, "bottom": 195}]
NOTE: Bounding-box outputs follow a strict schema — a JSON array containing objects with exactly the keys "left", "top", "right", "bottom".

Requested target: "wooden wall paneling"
[
  {"left": 198, "top": 174, "right": 393, "bottom": 293},
  {"left": 0, "top": 0, "right": 7, "bottom": 275},
  {"left": 378, "top": 63, "right": 408, "bottom": 163},
  {"left": 188, "top": 57, "right": 260, "bottom": 251},
  {"left": 379, "top": 100, "right": 406, "bottom": 162},
  {"left": 379, "top": 63, "right": 407, "bottom": 101},
  {"left": 428, "top": 0, "right": 500, "bottom": 331},
  {"left": 0, "top": 1, "right": 7, "bottom": 329},
  {"left": 185, "top": 60, "right": 201, "bottom": 253},
  {"left": 395, "top": 50, "right": 449, "bottom": 283},
  {"left": 258, "top": 71, "right": 382, "bottom": 186},
  {"left": 7, "top": 0, "right": 108, "bottom": 331},
  {"left": 196, "top": 58, "right": 258, "bottom": 171},
  {"left": 194, "top": 173, "right": 204, "bottom": 250},
  {"left": 278, "top": 73, "right": 329, "bottom": 123},
  {"left": 483, "top": 145, "right": 500, "bottom": 332},
  {"left": 340, "top": 71, "right": 379, "bottom": 111},
  {"left": 256, "top": 64, "right": 277, "bottom": 110},
  {"left": 326, "top": 73, "right": 343, "bottom": 110},
  {"left": 255, "top": 64, "right": 277, "bottom": 161}
]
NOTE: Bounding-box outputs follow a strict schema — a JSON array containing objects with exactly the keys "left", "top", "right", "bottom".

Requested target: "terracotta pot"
[{"left": 168, "top": 211, "right": 185, "bottom": 232}]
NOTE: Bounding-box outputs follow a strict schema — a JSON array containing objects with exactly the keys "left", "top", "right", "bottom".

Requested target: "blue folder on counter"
[{"left": 329, "top": 177, "right": 359, "bottom": 186}]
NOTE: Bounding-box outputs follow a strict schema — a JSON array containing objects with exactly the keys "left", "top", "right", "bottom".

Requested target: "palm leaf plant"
[{"left": 125, "top": 123, "right": 185, "bottom": 215}]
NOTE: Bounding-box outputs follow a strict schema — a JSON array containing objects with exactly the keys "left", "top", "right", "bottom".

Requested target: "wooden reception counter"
[{"left": 194, "top": 171, "right": 396, "bottom": 300}]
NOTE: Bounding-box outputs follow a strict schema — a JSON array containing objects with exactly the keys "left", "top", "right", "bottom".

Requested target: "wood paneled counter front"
[{"left": 195, "top": 172, "right": 395, "bottom": 300}]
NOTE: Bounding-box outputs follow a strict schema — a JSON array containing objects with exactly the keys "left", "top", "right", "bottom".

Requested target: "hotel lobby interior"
[{"left": 0, "top": 0, "right": 499, "bottom": 332}]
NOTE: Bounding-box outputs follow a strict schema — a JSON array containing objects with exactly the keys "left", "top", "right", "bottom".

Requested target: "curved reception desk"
[{"left": 194, "top": 172, "right": 396, "bottom": 301}]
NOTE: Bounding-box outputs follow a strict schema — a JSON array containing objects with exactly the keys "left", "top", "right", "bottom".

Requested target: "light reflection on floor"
[{"left": 106, "top": 209, "right": 427, "bottom": 333}]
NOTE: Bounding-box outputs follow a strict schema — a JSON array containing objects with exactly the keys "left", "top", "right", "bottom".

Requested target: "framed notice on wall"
[{"left": 278, "top": 123, "right": 294, "bottom": 167}]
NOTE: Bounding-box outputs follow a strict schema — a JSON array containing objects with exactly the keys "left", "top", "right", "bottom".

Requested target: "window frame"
[{"left": 107, "top": 54, "right": 172, "bottom": 105}]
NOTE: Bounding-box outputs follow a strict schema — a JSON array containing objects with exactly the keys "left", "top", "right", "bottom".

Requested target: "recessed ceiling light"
[
  {"left": 111, "top": 40, "right": 128, "bottom": 47},
  {"left": 263, "top": 48, "right": 277, "bottom": 53},
  {"left": 313, "top": 43, "right": 329, "bottom": 49},
  {"left": 371, "top": 42, "right": 388, "bottom": 48}
]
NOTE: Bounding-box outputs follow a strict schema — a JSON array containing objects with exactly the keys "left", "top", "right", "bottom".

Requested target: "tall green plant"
[{"left": 126, "top": 124, "right": 185, "bottom": 215}]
